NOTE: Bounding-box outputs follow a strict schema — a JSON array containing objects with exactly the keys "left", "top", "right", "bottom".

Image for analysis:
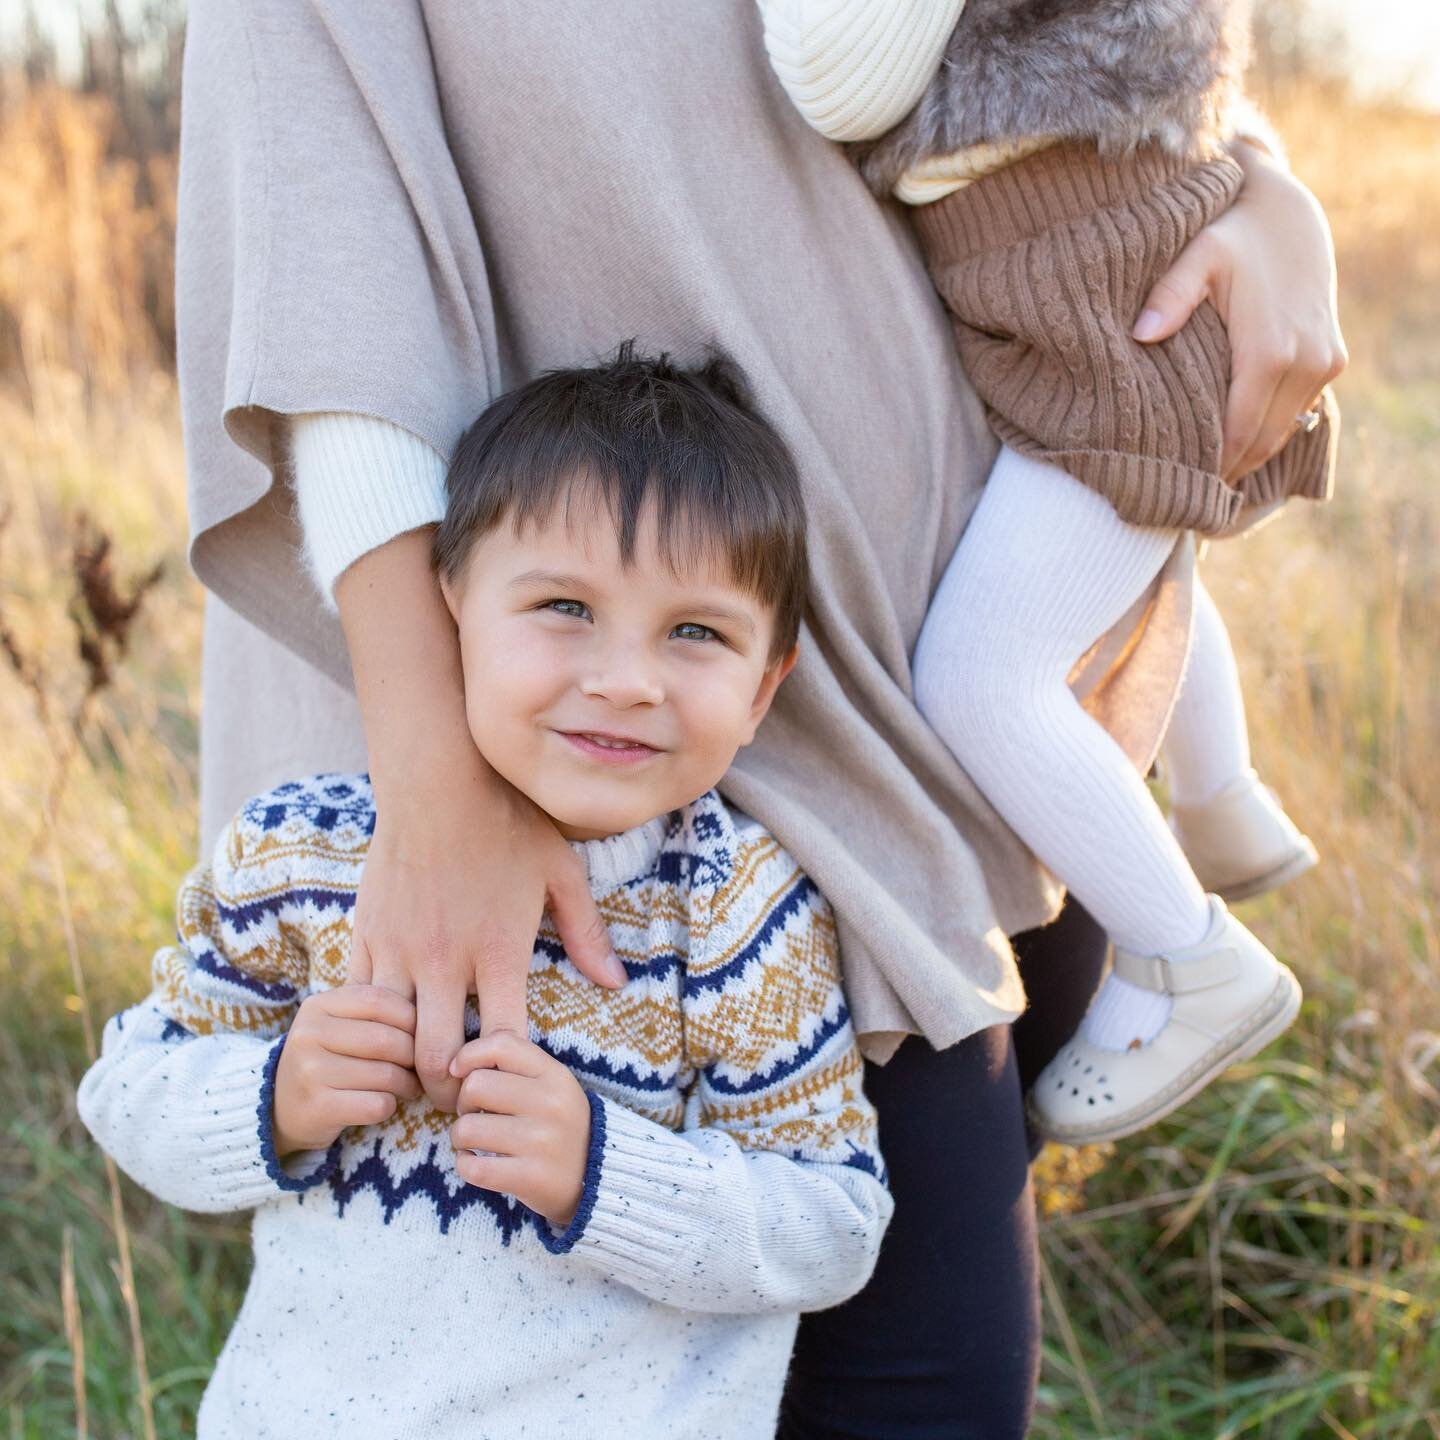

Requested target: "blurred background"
[{"left": 1, "top": 2, "right": 1436, "bottom": 1436}]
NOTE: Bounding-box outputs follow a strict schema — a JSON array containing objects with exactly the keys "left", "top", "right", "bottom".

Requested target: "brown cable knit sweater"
[{"left": 855, "top": 0, "right": 1339, "bottom": 533}]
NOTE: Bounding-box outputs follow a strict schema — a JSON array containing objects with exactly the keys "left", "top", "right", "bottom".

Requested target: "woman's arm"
[
  {"left": 1132, "top": 138, "right": 1348, "bottom": 483},
  {"left": 756, "top": 0, "right": 964, "bottom": 142},
  {"left": 332, "top": 528, "right": 627, "bottom": 1111}
]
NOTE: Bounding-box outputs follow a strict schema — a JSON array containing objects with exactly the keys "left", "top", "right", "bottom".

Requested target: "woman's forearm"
[{"left": 334, "top": 527, "right": 483, "bottom": 805}]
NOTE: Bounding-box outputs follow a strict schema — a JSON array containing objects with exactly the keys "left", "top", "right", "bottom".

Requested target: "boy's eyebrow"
[
  {"left": 508, "top": 569, "right": 592, "bottom": 591},
  {"left": 683, "top": 604, "right": 757, "bottom": 637}
]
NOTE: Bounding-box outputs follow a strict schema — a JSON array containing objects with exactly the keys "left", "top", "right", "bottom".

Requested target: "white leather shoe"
[
  {"left": 1169, "top": 769, "right": 1318, "bottom": 903},
  {"left": 1029, "top": 897, "right": 1301, "bottom": 1145}
]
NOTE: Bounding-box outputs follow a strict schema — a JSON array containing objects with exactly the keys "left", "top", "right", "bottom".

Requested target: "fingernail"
[
  {"left": 1132, "top": 309, "right": 1164, "bottom": 342},
  {"left": 606, "top": 950, "right": 628, "bottom": 985}
]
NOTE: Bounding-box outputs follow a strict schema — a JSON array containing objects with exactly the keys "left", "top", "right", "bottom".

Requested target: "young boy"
[{"left": 78, "top": 345, "right": 892, "bottom": 1440}]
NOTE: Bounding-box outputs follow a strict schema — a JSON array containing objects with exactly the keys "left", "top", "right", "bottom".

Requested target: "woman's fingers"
[
  {"left": 411, "top": 975, "right": 467, "bottom": 1109},
  {"left": 345, "top": 931, "right": 373, "bottom": 986},
  {"left": 547, "top": 849, "right": 627, "bottom": 989},
  {"left": 1225, "top": 343, "right": 1342, "bottom": 481},
  {"left": 1220, "top": 338, "right": 1288, "bottom": 480},
  {"left": 1132, "top": 234, "right": 1219, "bottom": 344}
]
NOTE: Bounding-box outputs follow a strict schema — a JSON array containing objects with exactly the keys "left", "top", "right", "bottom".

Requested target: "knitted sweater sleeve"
[
  {"left": 756, "top": 0, "right": 965, "bottom": 141},
  {"left": 286, "top": 411, "right": 449, "bottom": 609},
  {"left": 75, "top": 802, "right": 338, "bottom": 1213},
  {"left": 540, "top": 834, "right": 893, "bottom": 1314}
]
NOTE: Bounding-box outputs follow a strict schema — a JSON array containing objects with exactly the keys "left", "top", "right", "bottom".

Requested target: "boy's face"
[{"left": 440, "top": 491, "right": 797, "bottom": 841}]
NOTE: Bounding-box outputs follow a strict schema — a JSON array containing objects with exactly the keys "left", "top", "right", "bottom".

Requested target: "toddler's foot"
[
  {"left": 1169, "top": 769, "right": 1318, "bottom": 903},
  {"left": 1028, "top": 896, "right": 1301, "bottom": 1145}
]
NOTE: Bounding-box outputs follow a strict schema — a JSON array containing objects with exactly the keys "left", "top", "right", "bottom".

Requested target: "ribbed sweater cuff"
[
  {"left": 288, "top": 411, "right": 449, "bottom": 609},
  {"left": 188, "top": 1036, "right": 338, "bottom": 1210},
  {"left": 759, "top": 0, "right": 965, "bottom": 142},
  {"left": 548, "top": 1098, "right": 720, "bottom": 1287}
]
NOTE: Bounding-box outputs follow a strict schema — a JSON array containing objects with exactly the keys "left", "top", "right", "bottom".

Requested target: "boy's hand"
[
  {"left": 272, "top": 986, "right": 423, "bottom": 1157},
  {"left": 448, "top": 1033, "right": 592, "bottom": 1227}
]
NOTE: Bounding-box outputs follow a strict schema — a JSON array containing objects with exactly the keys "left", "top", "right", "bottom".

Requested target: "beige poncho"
[{"left": 176, "top": 0, "right": 1192, "bottom": 1061}]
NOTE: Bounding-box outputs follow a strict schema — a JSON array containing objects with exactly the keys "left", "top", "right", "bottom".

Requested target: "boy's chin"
[{"left": 546, "top": 801, "right": 657, "bottom": 843}]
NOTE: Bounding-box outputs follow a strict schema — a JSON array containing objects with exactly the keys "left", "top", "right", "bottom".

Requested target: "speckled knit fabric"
[
  {"left": 77, "top": 774, "right": 890, "bottom": 1440},
  {"left": 911, "top": 141, "right": 1339, "bottom": 536}
]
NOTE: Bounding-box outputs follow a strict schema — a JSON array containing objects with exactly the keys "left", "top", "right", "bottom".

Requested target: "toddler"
[
  {"left": 78, "top": 345, "right": 891, "bottom": 1439},
  {"left": 758, "top": 0, "right": 1337, "bottom": 1143}
]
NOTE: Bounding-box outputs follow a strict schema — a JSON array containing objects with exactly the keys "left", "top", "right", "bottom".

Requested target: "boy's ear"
[
  {"left": 438, "top": 568, "right": 460, "bottom": 624},
  {"left": 739, "top": 643, "right": 800, "bottom": 747}
]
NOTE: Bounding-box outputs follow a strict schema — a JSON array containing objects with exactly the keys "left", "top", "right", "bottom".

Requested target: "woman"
[{"left": 176, "top": 3, "right": 1345, "bottom": 1434}]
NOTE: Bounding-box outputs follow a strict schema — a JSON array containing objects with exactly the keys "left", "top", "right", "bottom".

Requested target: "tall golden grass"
[{"left": 0, "top": 62, "right": 1436, "bottom": 1440}]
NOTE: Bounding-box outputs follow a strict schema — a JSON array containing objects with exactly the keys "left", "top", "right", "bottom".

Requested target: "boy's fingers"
[
  {"left": 457, "top": 1066, "right": 534, "bottom": 1115},
  {"left": 318, "top": 986, "right": 417, "bottom": 1034},
  {"left": 547, "top": 858, "right": 628, "bottom": 988},
  {"left": 451, "top": 1111, "right": 526, "bottom": 1156},
  {"left": 320, "top": 1017, "right": 415, "bottom": 1068},
  {"left": 321, "top": 1056, "right": 421, "bottom": 1100},
  {"left": 328, "top": 1089, "right": 399, "bottom": 1129},
  {"left": 453, "top": 1148, "right": 525, "bottom": 1194},
  {"left": 450, "top": 1031, "right": 544, "bottom": 1080}
]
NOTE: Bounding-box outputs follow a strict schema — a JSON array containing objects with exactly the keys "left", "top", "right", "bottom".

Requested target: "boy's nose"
[{"left": 579, "top": 643, "right": 664, "bottom": 708}]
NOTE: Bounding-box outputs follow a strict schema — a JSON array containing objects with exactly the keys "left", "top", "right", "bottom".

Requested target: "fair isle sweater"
[{"left": 77, "top": 774, "right": 891, "bottom": 1440}]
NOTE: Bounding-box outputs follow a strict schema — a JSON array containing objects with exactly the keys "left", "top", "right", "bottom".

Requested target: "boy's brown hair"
[{"left": 432, "top": 341, "right": 808, "bottom": 663}]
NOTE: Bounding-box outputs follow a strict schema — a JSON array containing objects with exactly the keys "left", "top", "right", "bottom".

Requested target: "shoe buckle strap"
[{"left": 1111, "top": 944, "right": 1242, "bottom": 995}]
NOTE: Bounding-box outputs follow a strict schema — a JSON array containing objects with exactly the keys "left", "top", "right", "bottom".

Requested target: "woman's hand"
[
  {"left": 336, "top": 530, "right": 626, "bottom": 1113},
  {"left": 1131, "top": 139, "right": 1348, "bottom": 483}
]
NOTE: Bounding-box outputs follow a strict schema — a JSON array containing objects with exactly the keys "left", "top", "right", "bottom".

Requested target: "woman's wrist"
[{"left": 334, "top": 527, "right": 481, "bottom": 799}]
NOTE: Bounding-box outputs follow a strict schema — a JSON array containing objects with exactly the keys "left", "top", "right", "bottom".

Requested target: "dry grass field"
[{"left": 1, "top": 63, "right": 1436, "bottom": 1440}]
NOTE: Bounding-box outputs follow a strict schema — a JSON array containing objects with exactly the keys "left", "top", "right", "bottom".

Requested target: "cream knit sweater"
[
  {"left": 755, "top": 0, "right": 1282, "bottom": 203},
  {"left": 78, "top": 773, "right": 890, "bottom": 1439}
]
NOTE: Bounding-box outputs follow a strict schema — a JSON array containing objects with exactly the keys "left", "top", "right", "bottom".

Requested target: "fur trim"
[{"left": 854, "top": 0, "right": 1252, "bottom": 196}]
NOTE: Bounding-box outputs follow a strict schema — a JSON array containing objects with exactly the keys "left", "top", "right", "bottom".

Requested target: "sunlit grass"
[{"left": 1, "top": 72, "right": 1436, "bottom": 1440}]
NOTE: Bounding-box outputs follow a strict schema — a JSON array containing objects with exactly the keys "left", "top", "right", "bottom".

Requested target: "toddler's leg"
[
  {"left": 915, "top": 446, "right": 1211, "bottom": 1055},
  {"left": 1162, "top": 579, "right": 1250, "bottom": 806},
  {"left": 1161, "top": 580, "right": 1320, "bottom": 901},
  {"left": 914, "top": 446, "right": 1210, "bottom": 959}
]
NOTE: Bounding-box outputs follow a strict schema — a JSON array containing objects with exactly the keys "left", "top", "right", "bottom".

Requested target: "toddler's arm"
[
  {"left": 756, "top": 0, "right": 962, "bottom": 142},
  {"left": 532, "top": 836, "right": 891, "bottom": 1315}
]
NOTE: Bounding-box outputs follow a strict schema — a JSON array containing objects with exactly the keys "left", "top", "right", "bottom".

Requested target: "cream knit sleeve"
[
  {"left": 287, "top": 411, "right": 449, "bottom": 609},
  {"left": 756, "top": 0, "right": 964, "bottom": 142}
]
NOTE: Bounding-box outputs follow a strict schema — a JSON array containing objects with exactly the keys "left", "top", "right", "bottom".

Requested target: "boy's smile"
[{"left": 441, "top": 488, "right": 797, "bottom": 842}]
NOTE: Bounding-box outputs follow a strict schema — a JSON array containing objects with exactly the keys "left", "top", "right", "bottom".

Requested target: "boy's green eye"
[
  {"left": 546, "top": 599, "right": 589, "bottom": 619},
  {"left": 673, "top": 622, "right": 718, "bottom": 643}
]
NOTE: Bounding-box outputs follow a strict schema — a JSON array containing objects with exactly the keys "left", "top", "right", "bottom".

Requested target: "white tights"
[
  {"left": 1162, "top": 578, "right": 1253, "bottom": 806},
  {"left": 914, "top": 447, "right": 1217, "bottom": 1048}
]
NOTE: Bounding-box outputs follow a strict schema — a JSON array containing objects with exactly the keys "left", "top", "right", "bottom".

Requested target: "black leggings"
[{"left": 778, "top": 899, "right": 1108, "bottom": 1440}]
